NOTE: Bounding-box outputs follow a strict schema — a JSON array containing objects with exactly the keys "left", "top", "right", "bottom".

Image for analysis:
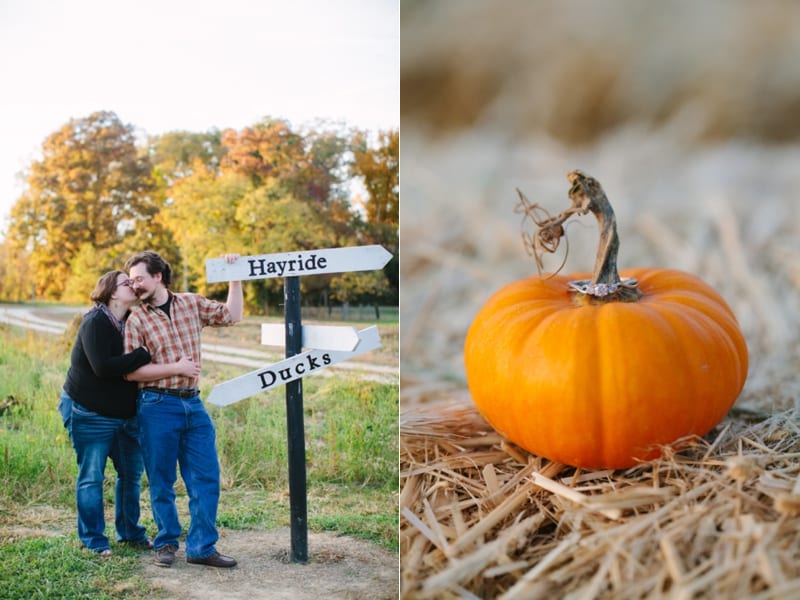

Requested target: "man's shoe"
[
  {"left": 154, "top": 544, "right": 178, "bottom": 567},
  {"left": 187, "top": 551, "right": 237, "bottom": 568}
]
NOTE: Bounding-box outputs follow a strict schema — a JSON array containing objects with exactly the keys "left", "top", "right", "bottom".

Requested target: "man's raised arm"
[{"left": 222, "top": 253, "right": 244, "bottom": 323}]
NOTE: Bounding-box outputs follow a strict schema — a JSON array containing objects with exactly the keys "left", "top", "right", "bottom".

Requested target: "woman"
[{"left": 58, "top": 270, "right": 200, "bottom": 556}]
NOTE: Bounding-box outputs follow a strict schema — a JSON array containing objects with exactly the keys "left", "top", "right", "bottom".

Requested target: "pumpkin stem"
[
  {"left": 565, "top": 170, "right": 641, "bottom": 302},
  {"left": 517, "top": 171, "right": 641, "bottom": 302}
]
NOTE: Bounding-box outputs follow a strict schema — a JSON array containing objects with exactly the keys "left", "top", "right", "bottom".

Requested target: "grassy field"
[{"left": 0, "top": 321, "right": 398, "bottom": 599}]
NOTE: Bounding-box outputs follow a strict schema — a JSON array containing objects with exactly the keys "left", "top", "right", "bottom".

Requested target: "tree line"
[{"left": 0, "top": 111, "right": 398, "bottom": 313}]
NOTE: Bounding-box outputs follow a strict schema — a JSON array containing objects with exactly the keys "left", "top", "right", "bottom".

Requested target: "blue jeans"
[
  {"left": 137, "top": 389, "right": 221, "bottom": 559},
  {"left": 58, "top": 392, "right": 148, "bottom": 552}
]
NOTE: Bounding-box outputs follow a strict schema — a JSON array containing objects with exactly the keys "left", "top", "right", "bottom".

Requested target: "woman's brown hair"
[{"left": 89, "top": 270, "right": 126, "bottom": 306}]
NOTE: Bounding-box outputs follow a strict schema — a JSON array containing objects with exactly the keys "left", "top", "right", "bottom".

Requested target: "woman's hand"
[{"left": 175, "top": 356, "right": 202, "bottom": 379}]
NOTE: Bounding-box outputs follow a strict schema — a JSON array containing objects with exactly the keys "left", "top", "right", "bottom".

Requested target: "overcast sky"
[{"left": 0, "top": 0, "right": 399, "bottom": 234}]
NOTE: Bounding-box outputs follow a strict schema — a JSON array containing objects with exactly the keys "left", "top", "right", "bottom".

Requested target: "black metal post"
[{"left": 284, "top": 276, "right": 307, "bottom": 563}]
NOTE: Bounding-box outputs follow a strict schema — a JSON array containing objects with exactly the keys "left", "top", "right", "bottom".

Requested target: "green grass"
[
  {"left": 211, "top": 378, "right": 397, "bottom": 487},
  {"left": 0, "top": 322, "right": 398, "bottom": 597},
  {"left": 0, "top": 536, "right": 150, "bottom": 599}
]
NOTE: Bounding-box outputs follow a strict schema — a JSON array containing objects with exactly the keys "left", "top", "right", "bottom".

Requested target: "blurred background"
[{"left": 400, "top": 0, "right": 800, "bottom": 410}]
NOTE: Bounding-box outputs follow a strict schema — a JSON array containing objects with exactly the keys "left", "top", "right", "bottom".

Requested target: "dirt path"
[
  {"left": 137, "top": 529, "right": 398, "bottom": 599},
  {"left": 5, "top": 507, "right": 398, "bottom": 599},
  {"left": 0, "top": 305, "right": 398, "bottom": 383}
]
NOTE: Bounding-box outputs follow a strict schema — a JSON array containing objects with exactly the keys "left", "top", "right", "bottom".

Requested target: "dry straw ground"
[{"left": 400, "top": 2, "right": 800, "bottom": 598}]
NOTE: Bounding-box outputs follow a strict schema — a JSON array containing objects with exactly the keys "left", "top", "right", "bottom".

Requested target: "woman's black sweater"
[{"left": 63, "top": 308, "right": 151, "bottom": 419}]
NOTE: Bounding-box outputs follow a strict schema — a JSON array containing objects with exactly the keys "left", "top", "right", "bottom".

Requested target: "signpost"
[
  {"left": 205, "top": 245, "right": 392, "bottom": 563},
  {"left": 284, "top": 276, "right": 305, "bottom": 562},
  {"left": 205, "top": 245, "right": 393, "bottom": 283},
  {"left": 260, "top": 323, "right": 360, "bottom": 352},
  {"left": 207, "top": 326, "right": 381, "bottom": 406}
]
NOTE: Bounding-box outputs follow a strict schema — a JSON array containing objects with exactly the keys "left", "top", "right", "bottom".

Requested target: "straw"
[{"left": 400, "top": 399, "right": 800, "bottom": 598}]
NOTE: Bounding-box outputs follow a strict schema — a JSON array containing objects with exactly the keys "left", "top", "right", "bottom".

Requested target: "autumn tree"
[
  {"left": 351, "top": 129, "right": 398, "bottom": 226},
  {"left": 0, "top": 241, "right": 36, "bottom": 301},
  {"left": 220, "top": 118, "right": 305, "bottom": 187},
  {"left": 60, "top": 243, "right": 106, "bottom": 304},
  {"left": 291, "top": 127, "right": 350, "bottom": 204},
  {"left": 6, "top": 111, "right": 160, "bottom": 299},
  {"left": 220, "top": 118, "right": 352, "bottom": 212},
  {"left": 148, "top": 130, "right": 225, "bottom": 185},
  {"left": 343, "top": 128, "right": 400, "bottom": 301},
  {"left": 162, "top": 166, "right": 250, "bottom": 295},
  {"left": 235, "top": 181, "right": 351, "bottom": 312},
  {"left": 215, "top": 118, "right": 376, "bottom": 311}
]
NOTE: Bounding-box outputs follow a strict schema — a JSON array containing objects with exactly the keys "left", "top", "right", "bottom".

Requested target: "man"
[{"left": 124, "top": 251, "right": 243, "bottom": 569}]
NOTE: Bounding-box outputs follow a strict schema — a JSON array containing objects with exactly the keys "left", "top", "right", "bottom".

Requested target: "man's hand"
[{"left": 221, "top": 253, "right": 244, "bottom": 322}]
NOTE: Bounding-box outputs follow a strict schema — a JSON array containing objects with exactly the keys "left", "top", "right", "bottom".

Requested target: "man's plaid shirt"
[{"left": 124, "top": 291, "right": 234, "bottom": 390}]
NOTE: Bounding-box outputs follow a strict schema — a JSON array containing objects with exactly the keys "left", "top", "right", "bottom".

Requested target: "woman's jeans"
[
  {"left": 58, "top": 391, "right": 148, "bottom": 552},
  {"left": 137, "top": 389, "right": 221, "bottom": 559}
]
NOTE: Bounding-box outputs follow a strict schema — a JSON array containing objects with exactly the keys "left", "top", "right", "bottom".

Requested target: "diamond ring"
[{"left": 568, "top": 278, "right": 639, "bottom": 297}]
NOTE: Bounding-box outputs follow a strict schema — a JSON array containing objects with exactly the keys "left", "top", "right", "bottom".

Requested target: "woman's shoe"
[{"left": 121, "top": 538, "right": 154, "bottom": 550}]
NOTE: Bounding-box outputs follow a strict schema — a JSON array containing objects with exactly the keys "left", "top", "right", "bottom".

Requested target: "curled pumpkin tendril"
[{"left": 514, "top": 188, "right": 571, "bottom": 277}]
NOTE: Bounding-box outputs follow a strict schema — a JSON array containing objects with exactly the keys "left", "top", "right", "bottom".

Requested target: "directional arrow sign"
[
  {"left": 261, "top": 323, "right": 360, "bottom": 352},
  {"left": 207, "top": 326, "right": 381, "bottom": 406},
  {"left": 205, "top": 245, "right": 392, "bottom": 283}
]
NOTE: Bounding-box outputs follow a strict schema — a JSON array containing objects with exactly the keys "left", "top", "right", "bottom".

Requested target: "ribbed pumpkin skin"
[{"left": 464, "top": 268, "right": 748, "bottom": 469}]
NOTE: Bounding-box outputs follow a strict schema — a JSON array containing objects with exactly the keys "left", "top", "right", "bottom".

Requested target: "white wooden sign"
[
  {"left": 207, "top": 326, "right": 381, "bottom": 407},
  {"left": 205, "top": 245, "right": 392, "bottom": 283},
  {"left": 261, "top": 324, "right": 360, "bottom": 352}
]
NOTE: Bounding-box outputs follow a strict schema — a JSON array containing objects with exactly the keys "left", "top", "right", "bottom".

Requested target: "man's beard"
[{"left": 136, "top": 289, "right": 155, "bottom": 303}]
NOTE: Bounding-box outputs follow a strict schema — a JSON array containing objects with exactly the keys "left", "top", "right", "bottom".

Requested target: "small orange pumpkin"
[{"left": 464, "top": 171, "right": 748, "bottom": 469}]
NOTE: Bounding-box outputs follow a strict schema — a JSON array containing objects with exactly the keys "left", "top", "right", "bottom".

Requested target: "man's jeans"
[
  {"left": 137, "top": 389, "right": 221, "bottom": 559},
  {"left": 58, "top": 392, "right": 148, "bottom": 552}
]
